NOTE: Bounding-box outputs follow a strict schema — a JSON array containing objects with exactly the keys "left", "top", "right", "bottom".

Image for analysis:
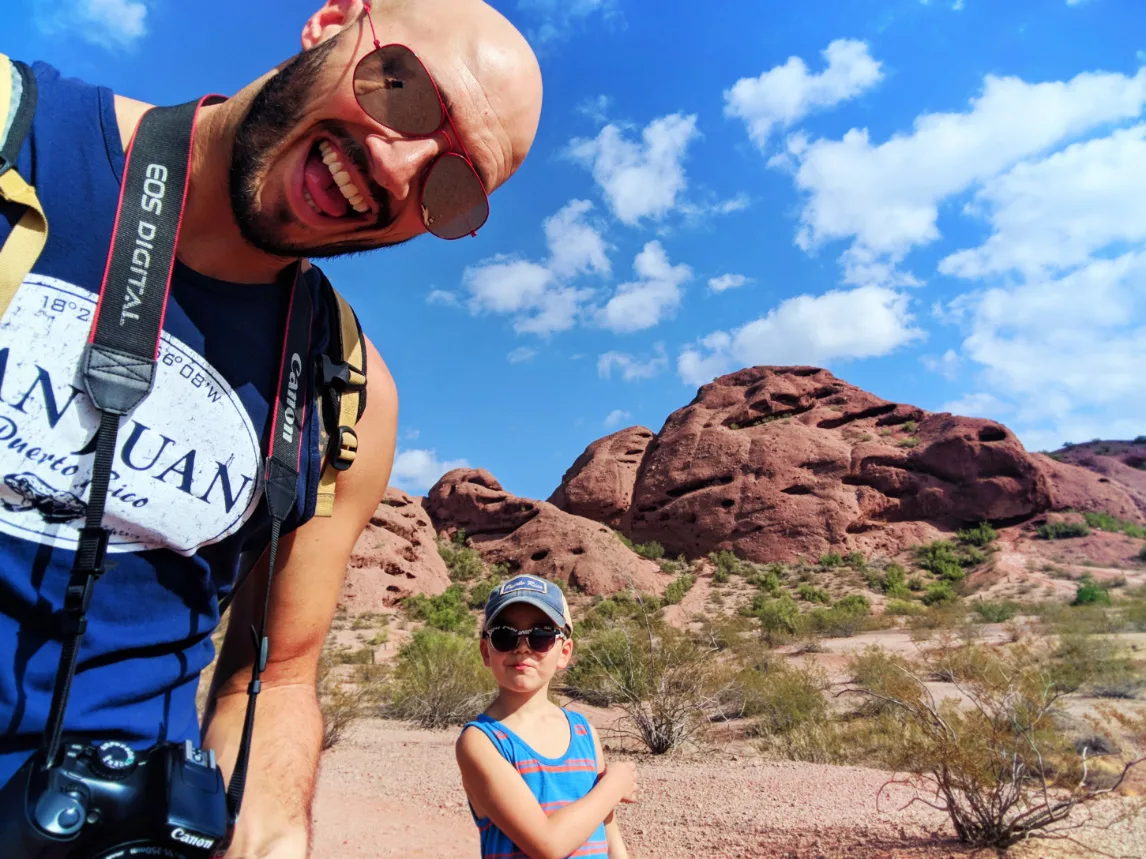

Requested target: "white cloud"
[
  {"left": 577, "top": 95, "right": 613, "bottom": 125},
  {"left": 597, "top": 241, "right": 693, "bottom": 332},
  {"left": 461, "top": 200, "right": 607, "bottom": 335},
  {"left": 940, "top": 392, "right": 1008, "bottom": 419},
  {"left": 724, "top": 39, "right": 884, "bottom": 149},
  {"left": 569, "top": 114, "right": 700, "bottom": 225},
  {"left": 507, "top": 347, "right": 538, "bottom": 364},
  {"left": 773, "top": 67, "right": 1146, "bottom": 282},
  {"left": 939, "top": 125, "right": 1146, "bottom": 278},
  {"left": 597, "top": 344, "right": 669, "bottom": 381},
  {"left": 922, "top": 348, "right": 961, "bottom": 380},
  {"left": 678, "top": 286, "right": 923, "bottom": 386},
  {"left": 390, "top": 449, "right": 470, "bottom": 495},
  {"left": 708, "top": 273, "right": 753, "bottom": 293},
  {"left": 516, "top": 0, "right": 618, "bottom": 44},
  {"left": 427, "top": 289, "right": 460, "bottom": 307},
  {"left": 603, "top": 409, "right": 632, "bottom": 428},
  {"left": 37, "top": 0, "right": 149, "bottom": 49}
]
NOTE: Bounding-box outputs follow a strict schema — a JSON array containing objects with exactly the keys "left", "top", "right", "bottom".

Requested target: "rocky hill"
[{"left": 338, "top": 366, "right": 1144, "bottom": 610}]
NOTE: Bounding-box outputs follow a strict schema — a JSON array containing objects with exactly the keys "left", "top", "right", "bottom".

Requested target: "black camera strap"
[{"left": 38, "top": 98, "right": 312, "bottom": 825}]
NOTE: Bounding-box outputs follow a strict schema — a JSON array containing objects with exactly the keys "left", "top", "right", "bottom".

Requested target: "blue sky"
[{"left": 10, "top": 0, "right": 1146, "bottom": 501}]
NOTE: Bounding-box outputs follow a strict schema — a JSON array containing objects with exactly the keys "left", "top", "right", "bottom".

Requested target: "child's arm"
[
  {"left": 589, "top": 723, "right": 632, "bottom": 859},
  {"left": 456, "top": 726, "right": 636, "bottom": 859}
]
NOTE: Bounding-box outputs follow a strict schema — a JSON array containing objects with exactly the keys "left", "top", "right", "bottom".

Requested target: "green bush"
[
  {"left": 809, "top": 605, "right": 868, "bottom": 638},
  {"left": 908, "top": 576, "right": 925, "bottom": 591},
  {"left": 743, "top": 594, "right": 804, "bottom": 643},
  {"left": 819, "top": 552, "right": 843, "bottom": 568},
  {"left": 923, "top": 582, "right": 958, "bottom": 607},
  {"left": 437, "top": 537, "right": 487, "bottom": 582},
  {"left": 619, "top": 533, "right": 666, "bottom": 560},
  {"left": 748, "top": 570, "right": 782, "bottom": 595},
  {"left": 1037, "top": 521, "right": 1090, "bottom": 540},
  {"left": 709, "top": 549, "right": 741, "bottom": 581},
  {"left": 886, "top": 583, "right": 914, "bottom": 601},
  {"left": 834, "top": 594, "right": 871, "bottom": 614},
  {"left": 663, "top": 573, "right": 696, "bottom": 605},
  {"left": 386, "top": 628, "right": 496, "bottom": 728},
  {"left": 886, "top": 599, "right": 925, "bottom": 616},
  {"left": 898, "top": 436, "right": 920, "bottom": 448},
  {"left": 973, "top": 601, "right": 1018, "bottom": 623},
  {"left": 1072, "top": 576, "right": 1111, "bottom": 607},
  {"left": 467, "top": 574, "right": 502, "bottom": 610},
  {"left": 332, "top": 645, "right": 375, "bottom": 665},
  {"left": 403, "top": 584, "right": 476, "bottom": 634},
  {"left": 916, "top": 541, "right": 979, "bottom": 581},
  {"left": 739, "top": 662, "right": 828, "bottom": 735},
  {"left": 1081, "top": 511, "right": 1146, "bottom": 539},
  {"left": 797, "top": 584, "right": 831, "bottom": 604},
  {"left": 845, "top": 551, "right": 867, "bottom": 570},
  {"left": 957, "top": 522, "right": 998, "bottom": 547}
]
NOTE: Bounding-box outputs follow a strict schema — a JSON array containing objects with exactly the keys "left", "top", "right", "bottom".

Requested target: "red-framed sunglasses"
[{"left": 354, "top": 2, "right": 489, "bottom": 239}]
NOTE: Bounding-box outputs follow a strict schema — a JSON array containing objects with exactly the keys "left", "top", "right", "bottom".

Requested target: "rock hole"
[
  {"left": 811, "top": 386, "right": 840, "bottom": 399},
  {"left": 571, "top": 547, "right": 585, "bottom": 555},
  {"left": 687, "top": 513, "right": 698, "bottom": 524},
  {"left": 978, "top": 425, "right": 1007, "bottom": 442},
  {"left": 386, "top": 585, "right": 401, "bottom": 593},
  {"left": 771, "top": 393, "right": 803, "bottom": 406},
  {"left": 781, "top": 485, "right": 814, "bottom": 496},
  {"left": 531, "top": 550, "right": 549, "bottom": 561},
  {"left": 721, "top": 499, "right": 735, "bottom": 508},
  {"left": 624, "top": 449, "right": 644, "bottom": 456}
]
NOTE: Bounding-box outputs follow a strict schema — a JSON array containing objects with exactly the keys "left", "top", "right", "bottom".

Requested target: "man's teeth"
[
  {"left": 318, "top": 140, "right": 370, "bottom": 214},
  {"left": 303, "top": 188, "right": 321, "bottom": 215}
]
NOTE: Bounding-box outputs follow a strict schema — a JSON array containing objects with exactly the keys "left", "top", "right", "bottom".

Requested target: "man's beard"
[{"left": 228, "top": 39, "right": 399, "bottom": 260}]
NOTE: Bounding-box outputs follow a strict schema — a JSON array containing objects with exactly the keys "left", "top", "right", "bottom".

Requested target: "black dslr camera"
[{"left": 0, "top": 738, "right": 232, "bottom": 858}]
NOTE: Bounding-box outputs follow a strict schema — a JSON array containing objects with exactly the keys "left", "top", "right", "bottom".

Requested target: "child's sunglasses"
[
  {"left": 484, "top": 625, "right": 568, "bottom": 654},
  {"left": 355, "top": 3, "right": 489, "bottom": 239}
]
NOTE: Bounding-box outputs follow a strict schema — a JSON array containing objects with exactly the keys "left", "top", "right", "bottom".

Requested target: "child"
[{"left": 456, "top": 574, "right": 637, "bottom": 859}]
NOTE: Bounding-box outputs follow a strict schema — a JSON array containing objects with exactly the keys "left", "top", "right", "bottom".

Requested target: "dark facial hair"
[{"left": 228, "top": 38, "right": 400, "bottom": 259}]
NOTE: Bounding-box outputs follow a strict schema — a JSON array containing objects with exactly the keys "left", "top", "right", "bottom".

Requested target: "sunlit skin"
[{"left": 112, "top": 0, "right": 543, "bottom": 283}]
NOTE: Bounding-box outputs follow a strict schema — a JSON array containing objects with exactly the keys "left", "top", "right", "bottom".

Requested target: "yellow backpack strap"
[
  {"left": 0, "top": 54, "right": 47, "bottom": 321},
  {"left": 314, "top": 282, "right": 367, "bottom": 517}
]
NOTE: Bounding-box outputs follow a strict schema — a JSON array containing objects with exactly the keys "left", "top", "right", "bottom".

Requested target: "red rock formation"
[
  {"left": 425, "top": 468, "right": 667, "bottom": 596},
  {"left": 1045, "top": 439, "right": 1146, "bottom": 518},
  {"left": 595, "top": 366, "right": 1146, "bottom": 563},
  {"left": 548, "top": 426, "right": 655, "bottom": 528},
  {"left": 339, "top": 487, "right": 451, "bottom": 612}
]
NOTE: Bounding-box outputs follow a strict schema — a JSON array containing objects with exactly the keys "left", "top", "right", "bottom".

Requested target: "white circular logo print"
[{"left": 0, "top": 275, "right": 262, "bottom": 555}]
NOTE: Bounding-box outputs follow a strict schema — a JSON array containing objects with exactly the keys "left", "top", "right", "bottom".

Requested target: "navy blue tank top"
[{"left": 0, "top": 61, "right": 331, "bottom": 786}]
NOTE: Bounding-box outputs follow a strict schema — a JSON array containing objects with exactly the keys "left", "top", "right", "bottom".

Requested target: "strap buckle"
[
  {"left": 331, "top": 426, "right": 358, "bottom": 472},
  {"left": 319, "top": 354, "right": 365, "bottom": 393}
]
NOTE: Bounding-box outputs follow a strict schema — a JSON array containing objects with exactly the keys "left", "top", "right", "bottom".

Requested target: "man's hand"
[{"left": 202, "top": 336, "right": 397, "bottom": 858}]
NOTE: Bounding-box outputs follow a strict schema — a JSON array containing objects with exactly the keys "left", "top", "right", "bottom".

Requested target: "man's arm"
[
  {"left": 455, "top": 726, "right": 636, "bottom": 859},
  {"left": 201, "top": 336, "right": 398, "bottom": 859},
  {"left": 589, "top": 724, "right": 631, "bottom": 859}
]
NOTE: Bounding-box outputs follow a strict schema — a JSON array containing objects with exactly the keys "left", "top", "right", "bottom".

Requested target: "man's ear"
[
  {"left": 301, "top": 0, "right": 364, "bottom": 49},
  {"left": 479, "top": 637, "right": 491, "bottom": 668}
]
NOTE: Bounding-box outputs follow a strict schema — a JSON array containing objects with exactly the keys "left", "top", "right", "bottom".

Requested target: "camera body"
[{"left": 0, "top": 738, "right": 232, "bottom": 858}]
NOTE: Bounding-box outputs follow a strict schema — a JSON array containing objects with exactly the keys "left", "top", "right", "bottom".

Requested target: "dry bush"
[
  {"left": 566, "top": 615, "right": 729, "bottom": 755},
  {"left": 384, "top": 628, "right": 495, "bottom": 729},
  {"left": 316, "top": 649, "right": 376, "bottom": 750},
  {"left": 841, "top": 641, "right": 1146, "bottom": 849}
]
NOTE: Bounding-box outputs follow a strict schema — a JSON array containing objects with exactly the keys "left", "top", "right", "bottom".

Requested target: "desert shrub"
[
  {"left": 1037, "top": 521, "right": 1090, "bottom": 540},
  {"left": 900, "top": 420, "right": 918, "bottom": 433},
  {"left": 1052, "top": 633, "right": 1136, "bottom": 695},
  {"left": 870, "top": 562, "right": 908, "bottom": 594},
  {"left": 915, "top": 541, "right": 977, "bottom": 581},
  {"left": 797, "top": 584, "right": 830, "bottom": 604},
  {"left": 1072, "top": 575, "right": 1111, "bottom": 607},
  {"left": 835, "top": 594, "right": 871, "bottom": 614},
  {"left": 316, "top": 651, "right": 374, "bottom": 750},
  {"left": 332, "top": 645, "right": 375, "bottom": 665},
  {"left": 568, "top": 622, "right": 726, "bottom": 754},
  {"left": 972, "top": 600, "right": 1018, "bottom": 623},
  {"left": 922, "top": 582, "right": 958, "bottom": 607},
  {"left": 403, "top": 585, "right": 476, "bottom": 635},
  {"left": 618, "top": 533, "right": 665, "bottom": 560},
  {"left": 748, "top": 569, "right": 782, "bottom": 595},
  {"left": 886, "top": 599, "right": 925, "bottom": 616},
  {"left": 436, "top": 536, "right": 487, "bottom": 582},
  {"left": 577, "top": 591, "right": 661, "bottom": 634},
  {"left": 819, "top": 552, "right": 843, "bottom": 568},
  {"left": 849, "top": 646, "right": 919, "bottom": 714},
  {"left": 658, "top": 554, "right": 689, "bottom": 575},
  {"left": 1082, "top": 511, "right": 1146, "bottom": 539},
  {"left": 740, "top": 662, "right": 829, "bottom": 735},
  {"left": 845, "top": 551, "right": 867, "bottom": 570},
  {"left": 663, "top": 573, "right": 696, "bottom": 605},
  {"left": 386, "top": 628, "right": 495, "bottom": 729},
  {"left": 843, "top": 642, "right": 1146, "bottom": 848},
  {"left": 809, "top": 596, "right": 871, "bottom": 638},
  {"left": 466, "top": 574, "right": 503, "bottom": 610},
  {"left": 886, "top": 583, "right": 914, "bottom": 601},
  {"left": 1124, "top": 598, "right": 1146, "bottom": 631},
  {"left": 907, "top": 576, "right": 924, "bottom": 591},
  {"left": 699, "top": 613, "right": 757, "bottom": 655},
  {"left": 709, "top": 550, "right": 741, "bottom": 582},
  {"left": 957, "top": 522, "right": 998, "bottom": 547},
  {"left": 367, "top": 629, "right": 389, "bottom": 647},
  {"left": 742, "top": 593, "right": 805, "bottom": 644}
]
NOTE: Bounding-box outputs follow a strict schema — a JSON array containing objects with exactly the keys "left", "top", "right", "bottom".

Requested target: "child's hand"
[{"left": 602, "top": 760, "right": 638, "bottom": 803}]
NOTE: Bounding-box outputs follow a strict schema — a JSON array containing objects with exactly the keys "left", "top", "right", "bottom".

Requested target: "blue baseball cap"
[{"left": 483, "top": 574, "right": 573, "bottom": 633}]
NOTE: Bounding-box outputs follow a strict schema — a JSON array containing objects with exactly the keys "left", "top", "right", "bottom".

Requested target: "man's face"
[{"left": 227, "top": 3, "right": 538, "bottom": 260}]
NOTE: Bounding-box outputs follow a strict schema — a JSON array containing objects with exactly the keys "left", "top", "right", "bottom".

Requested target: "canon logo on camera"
[{"left": 170, "top": 827, "right": 215, "bottom": 849}]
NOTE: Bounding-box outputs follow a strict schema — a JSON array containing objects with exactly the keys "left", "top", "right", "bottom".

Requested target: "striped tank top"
[{"left": 463, "top": 709, "right": 609, "bottom": 859}]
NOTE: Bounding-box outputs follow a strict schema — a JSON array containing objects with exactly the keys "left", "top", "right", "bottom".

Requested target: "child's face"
[{"left": 480, "top": 603, "right": 574, "bottom": 695}]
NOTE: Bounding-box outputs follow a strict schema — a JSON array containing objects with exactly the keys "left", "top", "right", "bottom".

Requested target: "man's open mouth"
[{"left": 301, "top": 138, "right": 376, "bottom": 220}]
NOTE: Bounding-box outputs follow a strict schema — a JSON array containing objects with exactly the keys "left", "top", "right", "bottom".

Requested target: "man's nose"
[{"left": 364, "top": 132, "right": 445, "bottom": 204}]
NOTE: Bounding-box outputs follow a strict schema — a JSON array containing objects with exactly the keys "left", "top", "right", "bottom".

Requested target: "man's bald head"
[{"left": 306, "top": 0, "right": 543, "bottom": 192}]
